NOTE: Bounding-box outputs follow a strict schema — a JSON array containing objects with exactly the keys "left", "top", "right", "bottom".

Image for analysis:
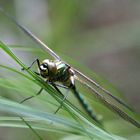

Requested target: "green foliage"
[
  {"left": 0, "top": 41, "right": 128, "bottom": 140},
  {"left": 0, "top": 1, "right": 140, "bottom": 139}
]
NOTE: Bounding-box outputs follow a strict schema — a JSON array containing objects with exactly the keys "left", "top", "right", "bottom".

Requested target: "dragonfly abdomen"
[{"left": 71, "top": 86, "right": 101, "bottom": 124}]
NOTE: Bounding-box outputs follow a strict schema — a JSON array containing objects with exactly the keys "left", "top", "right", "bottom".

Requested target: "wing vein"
[
  {"left": 76, "top": 76, "right": 140, "bottom": 128},
  {"left": 74, "top": 68, "right": 133, "bottom": 111},
  {"left": 0, "top": 7, "right": 61, "bottom": 60}
]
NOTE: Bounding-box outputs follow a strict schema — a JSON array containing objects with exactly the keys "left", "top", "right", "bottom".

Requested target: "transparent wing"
[
  {"left": 73, "top": 68, "right": 133, "bottom": 112},
  {"left": 0, "top": 7, "right": 61, "bottom": 60},
  {"left": 1, "top": 7, "right": 139, "bottom": 128},
  {"left": 1, "top": 7, "right": 133, "bottom": 112},
  {"left": 75, "top": 76, "right": 140, "bottom": 128}
]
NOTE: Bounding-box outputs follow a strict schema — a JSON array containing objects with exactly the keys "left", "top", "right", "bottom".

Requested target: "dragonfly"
[{"left": 1, "top": 8, "right": 140, "bottom": 128}]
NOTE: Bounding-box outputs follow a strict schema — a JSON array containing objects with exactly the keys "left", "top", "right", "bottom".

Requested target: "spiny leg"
[
  {"left": 51, "top": 83, "right": 63, "bottom": 95},
  {"left": 20, "top": 64, "right": 42, "bottom": 103},
  {"left": 20, "top": 87, "right": 43, "bottom": 104},
  {"left": 49, "top": 86, "right": 69, "bottom": 125},
  {"left": 21, "top": 58, "right": 41, "bottom": 71},
  {"left": 20, "top": 81, "right": 68, "bottom": 104},
  {"left": 20, "top": 59, "right": 42, "bottom": 103},
  {"left": 47, "top": 83, "right": 70, "bottom": 114},
  {"left": 49, "top": 82, "right": 70, "bottom": 114},
  {"left": 54, "top": 89, "right": 69, "bottom": 114},
  {"left": 50, "top": 83, "right": 69, "bottom": 114},
  {"left": 49, "top": 82, "right": 68, "bottom": 91}
]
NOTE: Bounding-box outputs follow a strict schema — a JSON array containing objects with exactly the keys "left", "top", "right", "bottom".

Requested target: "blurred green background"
[{"left": 0, "top": 0, "right": 140, "bottom": 140}]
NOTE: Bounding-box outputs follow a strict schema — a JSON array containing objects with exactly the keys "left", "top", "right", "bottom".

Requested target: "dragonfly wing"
[
  {"left": 2, "top": 7, "right": 139, "bottom": 127},
  {"left": 75, "top": 76, "right": 140, "bottom": 128},
  {"left": 0, "top": 7, "right": 61, "bottom": 60},
  {"left": 73, "top": 68, "right": 133, "bottom": 112}
]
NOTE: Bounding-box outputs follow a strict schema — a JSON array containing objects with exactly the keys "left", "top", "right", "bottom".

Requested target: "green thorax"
[{"left": 55, "top": 61, "right": 70, "bottom": 82}]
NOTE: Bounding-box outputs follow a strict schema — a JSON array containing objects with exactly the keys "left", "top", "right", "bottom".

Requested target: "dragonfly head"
[{"left": 39, "top": 59, "right": 57, "bottom": 78}]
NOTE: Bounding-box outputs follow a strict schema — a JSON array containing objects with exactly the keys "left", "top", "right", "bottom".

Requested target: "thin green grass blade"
[
  {"left": 0, "top": 117, "right": 81, "bottom": 135},
  {"left": 20, "top": 117, "right": 43, "bottom": 140}
]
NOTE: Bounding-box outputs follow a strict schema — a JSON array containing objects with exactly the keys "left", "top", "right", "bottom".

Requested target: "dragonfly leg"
[
  {"left": 54, "top": 89, "right": 69, "bottom": 114},
  {"left": 20, "top": 88, "right": 43, "bottom": 104},
  {"left": 51, "top": 83, "right": 73, "bottom": 114},
  {"left": 34, "top": 72, "right": 40, "bottom": 75},
  {"left": 20, "top": 80, "right": 67, "bottom": 104},
  {"left": 48, "top": 82, "right": 68, "bottom": 90},
  {"left": 21, "top": 59, "right": 40, "bottom": 71}
]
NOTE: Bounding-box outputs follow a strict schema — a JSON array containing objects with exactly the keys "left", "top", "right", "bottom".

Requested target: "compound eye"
[
  {"left": 40, "top": 63, "right": 48, "bottom": 72},
  {"left": 42, "top": 63, "right": 48, "bottom": 69}
]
